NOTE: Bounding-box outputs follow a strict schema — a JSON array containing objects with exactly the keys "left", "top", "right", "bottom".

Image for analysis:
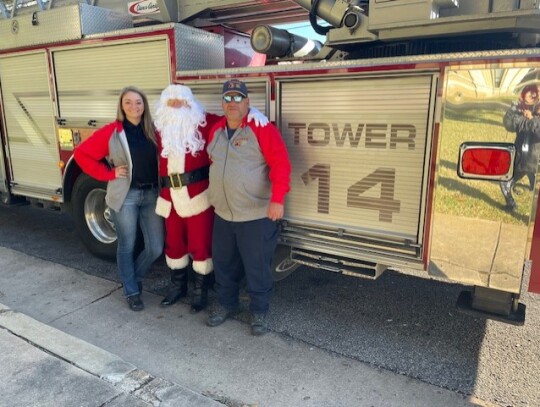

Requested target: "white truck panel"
[
  {"left": 53, "top": 39, "right": 171, "bottom": 126},
  {"left": 0, "top": 52, "right": 61, "bottom": 196},
  {"left": 279, "top": 75, "right": 434, "bottom": 243}
]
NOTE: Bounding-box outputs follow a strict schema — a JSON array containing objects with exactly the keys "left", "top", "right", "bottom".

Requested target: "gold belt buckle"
[{"left": 169, "top": 173, "right": 183, "bottom": 189}]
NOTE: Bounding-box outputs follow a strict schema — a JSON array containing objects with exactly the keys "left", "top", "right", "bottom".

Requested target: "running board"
[{"left": 291, "top": 248, "right": 387, "bottom": 279}]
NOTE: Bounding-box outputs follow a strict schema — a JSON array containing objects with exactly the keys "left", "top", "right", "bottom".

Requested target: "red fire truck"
[{"left": 1, "top": 0, "right": 539, "bottom": 324}]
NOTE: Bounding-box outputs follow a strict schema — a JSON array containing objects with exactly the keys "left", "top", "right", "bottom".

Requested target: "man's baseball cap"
[{"left": 222, "top": 79, "right": 248, "bottom": 97}]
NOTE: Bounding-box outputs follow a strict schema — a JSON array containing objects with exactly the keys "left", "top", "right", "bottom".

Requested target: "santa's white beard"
[{"left": 155, "top": 103, "right": 207, "bottom": 158}]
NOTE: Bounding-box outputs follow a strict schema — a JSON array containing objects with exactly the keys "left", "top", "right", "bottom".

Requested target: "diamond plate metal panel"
[
  {"left": 174, "top": 24, "right": 224, "bottom": 71},
  {"left": 0, "top": 4, "right": 132, "bottom": 51},
  {"left": 79, "top": 3, "right": 132, "bottom": 36}
]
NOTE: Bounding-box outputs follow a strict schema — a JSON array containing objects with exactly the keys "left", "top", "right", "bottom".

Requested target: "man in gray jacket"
[{"left": 206, "top": 79, "right": 291, "bottom": 336}]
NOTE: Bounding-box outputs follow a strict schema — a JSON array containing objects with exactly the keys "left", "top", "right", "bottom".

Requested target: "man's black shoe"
[
  {"left": 127, "top": 294, "right": 144, "bottom": 311},
  {"left": 206, "top": 304, "right": 240, "bottom": 327},
  {"left": 250, "top": 312, "right": 268, "bottom": 336}
]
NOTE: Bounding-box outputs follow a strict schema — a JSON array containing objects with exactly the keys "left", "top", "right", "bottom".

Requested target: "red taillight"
[
  {"left": 462, "top": 148, "right": 511, "bottom": 176},
  {"left": 458, "top": 143, "right": 515, "bottom": 180}
]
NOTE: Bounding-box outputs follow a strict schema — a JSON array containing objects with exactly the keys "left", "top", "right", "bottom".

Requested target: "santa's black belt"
[{"left": 161, "top": 166, "right": 209, "bottom": 189}]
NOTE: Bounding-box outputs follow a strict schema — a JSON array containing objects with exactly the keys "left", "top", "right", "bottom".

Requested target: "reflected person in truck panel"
[
  {"left": 74, "top": 86, "right": 164, "bottom": 312},
  {"left": 500, "top": 84, "right": 540, "bottom": 210},
  {"left": 206, "top": 79, "right": 291, "bottom": 336}
]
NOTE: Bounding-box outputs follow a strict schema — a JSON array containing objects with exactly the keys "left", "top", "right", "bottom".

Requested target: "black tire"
[
  {"left": 72, "top": 174, "right": 117, "bottom": 260},
  {"left": 271, "top": 244, "right": 300, "bottom": 282}
]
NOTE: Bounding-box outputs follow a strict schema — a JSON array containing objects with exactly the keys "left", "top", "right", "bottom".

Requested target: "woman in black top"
[{"left": 74, "top": 86, "right": 164, "bottom": 311}]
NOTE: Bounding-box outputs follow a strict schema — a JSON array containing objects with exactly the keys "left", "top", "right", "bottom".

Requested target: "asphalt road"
[{"left": 1, "top": 204, "right": 539, "bottom": 407}]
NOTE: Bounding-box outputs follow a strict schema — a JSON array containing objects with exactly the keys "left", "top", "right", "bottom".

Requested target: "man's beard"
[{"left": 155, "top": 101, "right": 207, "bottom": 158}]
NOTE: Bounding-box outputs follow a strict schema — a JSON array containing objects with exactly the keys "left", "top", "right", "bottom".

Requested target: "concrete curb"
[{"left": 0, "top": 303, "right": 223, "bottom": 407}]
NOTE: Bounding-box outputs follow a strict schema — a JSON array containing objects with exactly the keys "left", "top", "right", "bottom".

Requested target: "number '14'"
[{"left": 301, "top": 164, "right": 401, "bottom": 222}]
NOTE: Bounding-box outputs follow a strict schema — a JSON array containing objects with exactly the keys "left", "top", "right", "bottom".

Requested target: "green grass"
[{"left": 435, "top": 106, "right": 534, "bottom": 225}]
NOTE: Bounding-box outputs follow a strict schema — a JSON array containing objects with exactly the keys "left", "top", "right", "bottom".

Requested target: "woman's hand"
[{"left": 115, "top": 165, "right": 128, "bottom": 179}]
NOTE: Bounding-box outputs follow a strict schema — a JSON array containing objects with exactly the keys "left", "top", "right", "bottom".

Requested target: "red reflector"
[{"left": 462, "top": 149, "right": 511, "bottom": 176}]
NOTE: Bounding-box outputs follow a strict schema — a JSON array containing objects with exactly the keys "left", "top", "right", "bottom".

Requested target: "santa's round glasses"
[{"left": 223, "top": 95, "right": 245, "bottom": 103}]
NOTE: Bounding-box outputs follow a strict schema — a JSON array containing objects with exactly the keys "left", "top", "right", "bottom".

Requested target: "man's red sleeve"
[{"left": 252, "top": 123, "right": 291, "bottom": 204}]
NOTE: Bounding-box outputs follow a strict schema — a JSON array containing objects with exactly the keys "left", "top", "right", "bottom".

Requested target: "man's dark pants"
[{"left": 212, "top": 215, "right": 279, "bottom": 313}]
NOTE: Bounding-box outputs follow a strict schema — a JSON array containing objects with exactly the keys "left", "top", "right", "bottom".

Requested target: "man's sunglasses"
[{"left": 223, "top": 95, "right": 245, "bottom": 103}]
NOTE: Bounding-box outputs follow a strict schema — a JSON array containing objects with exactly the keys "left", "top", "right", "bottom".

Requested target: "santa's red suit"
[{"left": 155, "top": 113, "right": 221, "bottom": 275}]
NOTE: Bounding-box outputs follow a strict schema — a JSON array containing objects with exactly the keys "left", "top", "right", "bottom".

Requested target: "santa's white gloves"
[{"left": 247, "top": 107, "right": 269, "bottom": 127}]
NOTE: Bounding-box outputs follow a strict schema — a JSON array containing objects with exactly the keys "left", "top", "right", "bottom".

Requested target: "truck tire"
[
  {"left": 272, "top": 244, "right": 300, "bottom": 281},
  {"left": 72, "top": 174, "right": 117, "bottom": 260}
]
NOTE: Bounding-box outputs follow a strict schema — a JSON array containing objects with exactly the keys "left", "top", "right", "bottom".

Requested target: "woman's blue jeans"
[{"left": 111, "top": 187, "right": 164, "bottom": 297}]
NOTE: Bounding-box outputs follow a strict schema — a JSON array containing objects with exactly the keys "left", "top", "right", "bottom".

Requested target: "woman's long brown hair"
[{"left": 116, "top": 86, "right": 157, "bottom": 146}]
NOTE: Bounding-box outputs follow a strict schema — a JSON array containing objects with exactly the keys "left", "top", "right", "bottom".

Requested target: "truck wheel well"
[{"left": 63, "top": 160, "right": 83, "bottom": 205}]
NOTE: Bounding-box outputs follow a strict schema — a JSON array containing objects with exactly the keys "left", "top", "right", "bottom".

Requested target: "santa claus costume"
[{"left": 154, "top": 85, "right": 219, "bottom": 312}]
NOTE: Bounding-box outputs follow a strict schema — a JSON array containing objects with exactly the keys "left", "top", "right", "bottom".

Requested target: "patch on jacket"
[{"left": 233, "top": 137, "right": 249, "bottom": 147}]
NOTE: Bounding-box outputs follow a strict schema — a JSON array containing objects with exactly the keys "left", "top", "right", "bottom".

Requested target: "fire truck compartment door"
[
  {"left": 278, "top": 74, "right": 435, "bottom": 259},
  {"left": 52, "top": 39, "right": 171, "bottom": 127},
  {"left": 0, "top": 51, "right": 61, "bottom": 198}
]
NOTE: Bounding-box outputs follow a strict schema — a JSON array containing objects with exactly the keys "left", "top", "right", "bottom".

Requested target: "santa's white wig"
[{"left": 154, "top": 84, "right": 207, "bottom": 157}]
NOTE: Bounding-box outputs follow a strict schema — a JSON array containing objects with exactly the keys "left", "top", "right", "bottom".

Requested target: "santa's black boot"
[
  {"left": 160, "top": 268, "right": 188, "bottom": 307},
  {"left": 190, "top": 273, "right": 210, "bottom": 314}
]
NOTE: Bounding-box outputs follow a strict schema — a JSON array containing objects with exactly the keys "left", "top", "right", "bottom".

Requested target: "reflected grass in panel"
[{"left": 437, "top": 107, "right": 533, "bottom": 225}]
